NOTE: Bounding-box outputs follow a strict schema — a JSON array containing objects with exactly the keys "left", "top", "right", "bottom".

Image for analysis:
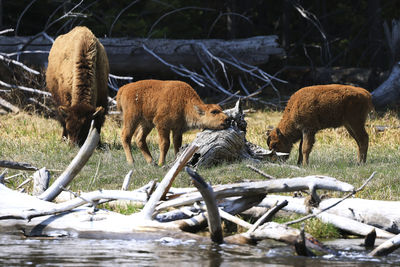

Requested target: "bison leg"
[
  {"left": 301, "top": 131, "right": 315, "bottom": 165},
  {"left": 134, "top": 123, "right": 154, "bottom": 164},
  {"left": 172, "top": 129, "right": 183, "bottom": 155},
  {"left": 297, "top": 137, "right": 304, "bottom": 165},
  {"left": 121, "top": 120, "right": 139, "bottom": 165},
  {"left": 345, "top": 124, "right": 369, "bottom": 163},
  {"left": 156, "top": 127, "right": 171, "bottom": 166}
]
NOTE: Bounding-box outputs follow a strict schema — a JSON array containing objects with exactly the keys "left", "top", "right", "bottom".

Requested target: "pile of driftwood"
[{"left": 1, "top": 120, "right": 400, "bottom": 258}]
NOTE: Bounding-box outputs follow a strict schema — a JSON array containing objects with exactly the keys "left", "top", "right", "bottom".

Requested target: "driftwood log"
[
  {"left": 258, "top": 195, "right": 400, "bottom": 237},
  {"left": 0, "top": 122, "right": 359, "bottom": 256},
  {"left": 1, "top": 119, "right": 400, "bottom": 257},
  {"left": 0, "top": 35, "right": 284, "bottom": 75}
]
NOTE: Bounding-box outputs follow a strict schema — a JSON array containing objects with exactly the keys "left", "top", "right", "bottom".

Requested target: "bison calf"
[
  {"left": 117, "top": 80, "right": 230, "bottom": 165},
  {"left": 46, "top": 26, "right": 109, "bottom": 146},
  {"left": 267, "top": 84, "right": 373, "bottom": 165}
]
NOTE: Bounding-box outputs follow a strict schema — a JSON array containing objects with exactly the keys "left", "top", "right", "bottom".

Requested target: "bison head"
[
  {"left": 59, "top": 104, "right": 105, "bottom": 146},
  {"left": 266, "top": 128, "right": 291, "bottom": 160},
  {"left": 194, "top": 104, "right": 230, "bottom": 130}
]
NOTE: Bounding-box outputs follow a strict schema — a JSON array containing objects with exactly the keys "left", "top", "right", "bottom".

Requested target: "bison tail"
[{"left": 72, "top": 38, "right": 97, "bottom": 105}]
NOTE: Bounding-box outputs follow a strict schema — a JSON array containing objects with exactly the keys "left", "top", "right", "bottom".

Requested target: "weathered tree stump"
[{"left": 182, "top": 100, "right": 279, "bottom": 168}]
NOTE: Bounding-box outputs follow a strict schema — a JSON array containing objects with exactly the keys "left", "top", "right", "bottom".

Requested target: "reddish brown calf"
[
  {"left": 117, "top": 80, "right": 230, "bottom": 165},
  {"left": 267, "top": 84, "right": 373, "bottom": 165}
]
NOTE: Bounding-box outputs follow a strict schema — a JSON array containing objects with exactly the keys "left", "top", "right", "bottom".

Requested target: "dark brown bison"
[
  {"left": 116, "top": 80, "right": 230, "bottom": 165},
  {"left": 267, "top": 84, "right": 373, "bottom": 165},
  {"left": 46, "top": 26, "right": 109, "bottom": 146}
]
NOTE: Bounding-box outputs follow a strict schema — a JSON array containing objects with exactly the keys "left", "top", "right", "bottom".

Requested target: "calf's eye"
[{"left": 211, "top": 110, "right": 220, "bottom": 115}]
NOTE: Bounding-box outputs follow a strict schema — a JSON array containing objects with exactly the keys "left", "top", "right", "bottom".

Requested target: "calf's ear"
[
  {"left": 92, "top": 106, "right": 104, "bottom": 119},
  {"left": 194, "top": 105, "right": 205, "bottom": 116}
]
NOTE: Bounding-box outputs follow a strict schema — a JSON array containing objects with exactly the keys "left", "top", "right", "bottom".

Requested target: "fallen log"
[
  {"left": 156, "top": 175, "right": 355, "bottom": 211},
  {"left": 258, "top": 195, "right": 398, "bottom": 238},
  {"left": 0, "top": 35, "right": 284, "bottom": 75}
]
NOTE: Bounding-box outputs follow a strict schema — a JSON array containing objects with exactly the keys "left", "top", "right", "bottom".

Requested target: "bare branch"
[
  {"left": 15, "top": 0, "right": 38, "bottom": 36},
  {"left": 147, "top": 6, "right": 215, "bottom": 38},
  {"left": 109, "top": 0, "right": 140, "bottom": 37},
  {"left": 0, "top": 160, "right": 38, "bottom": 171},
  {"left": 0, "top": 54, "right": 40, "bottom": 75},
  {"left": 0, "top": 80, "right": 51, "bottom": 97},
  {"left": 208, "top": 12, "right": 252, "bottom": 38},
  {"left": 0, "top": 29, "right": 14, "bottom": 35}
]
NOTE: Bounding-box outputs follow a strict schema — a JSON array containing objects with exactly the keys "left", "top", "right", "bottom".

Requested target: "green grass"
[{"left": 1, "top": 109, "right": 400, "bottom": 238}]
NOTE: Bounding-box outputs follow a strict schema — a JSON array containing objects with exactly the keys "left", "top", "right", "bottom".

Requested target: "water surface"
[{"left": 1, "top": 234, "right": 399, "bottom": 266}]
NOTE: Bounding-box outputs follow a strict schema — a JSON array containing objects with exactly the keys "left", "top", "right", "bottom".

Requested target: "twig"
[
  {"left": 16, "top": 178, "right": 32, "bottom": 189},
  {"left": 147, "top": 6, "right": 214, "bottom": 38},
  {"left": 109, "top": 0, "right": 140, "bottom": 37},
  {"left": 0, "top": 80, "right": 51, "bottom": 97},
  {"left": 0, "top": 29, "right": 14, "bottom": 35},
  {"left": 121, "top": 170, "right": 133, "bottom": 191},
  {"left": 0, "top": 97, "right": 20, "bottom": 113},
  {"left": 247, "top": 200, "right": 288, "bottom": 233},
  {"left": 0, "top": 160, "right": 38, "bottom": 171},
  {"left": 285, "top": 172, "right": 376, "bottom": 226},
  {"left": 15, "top": 0, "right": 38, "bottom": 36},
  {"left": 28, "top": 98, "right": 54, "bottom": 114},
  {"left": 246, "top": 165, "right": 276, "bottom": 179}
]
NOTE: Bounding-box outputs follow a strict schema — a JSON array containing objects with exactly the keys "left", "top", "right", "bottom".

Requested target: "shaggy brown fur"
[
  {"left": 267, "top": 84, "right": 373, "bottom": 165},
  {"left": 46, "top": 26, "right": 109, "bottom": 146},
  {"left": 117, "top": 80, "right": 230, "bottom": 165}
]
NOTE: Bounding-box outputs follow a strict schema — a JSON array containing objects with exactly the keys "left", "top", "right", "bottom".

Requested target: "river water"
[{"left": 1, "top": 234, "right": 400, "bottom": 266}]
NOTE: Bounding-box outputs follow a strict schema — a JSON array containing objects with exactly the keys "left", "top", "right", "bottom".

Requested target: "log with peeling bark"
[
  {"left": 184, "top": 100, "right": 287, "bottom": 168},
  {"left": 0, "top": 35, "right": 284, "bottom": 75}
]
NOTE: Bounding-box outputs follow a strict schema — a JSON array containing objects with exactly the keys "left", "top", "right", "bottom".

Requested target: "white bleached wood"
[
  {"left": 156, "top": 175, "right": 354, "bottom": 211},
  {"left": 121, "top": 170, "right": 133, "bottom": 191},
  {"left": 140, "top": 145, "right": 199, "bottom": 220},
  {"left": 369, "top": 233, "right": 400, "bottom": 256},
  {"left": 38, "top": 121, "right": 99, "bottom": 202},
  {"left": 32, "top": 167, "right": 50, "bottom": 196}
]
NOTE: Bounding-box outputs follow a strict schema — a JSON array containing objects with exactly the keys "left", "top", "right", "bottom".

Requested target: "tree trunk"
[
  {"left": 371, "top": 61, "right": 400, "bottom": 109},
  {"left": 0, "top": 35, "right": 284, "bottom": 75}
]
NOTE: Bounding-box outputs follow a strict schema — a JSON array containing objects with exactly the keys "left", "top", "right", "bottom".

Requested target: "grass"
[{"left": 1, "top": 109, "right": 400, "bottom": 238}]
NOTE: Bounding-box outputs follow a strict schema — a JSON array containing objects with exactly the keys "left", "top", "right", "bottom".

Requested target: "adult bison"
[
  {"left": 46, "top": 26, "right": 109, "bottom": 146},
  {"left": 117, "top": 80, "right": 230, "bottom": 165},
  {"left": 267, "top": 84, "right": 373, "bottom": 165}
]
